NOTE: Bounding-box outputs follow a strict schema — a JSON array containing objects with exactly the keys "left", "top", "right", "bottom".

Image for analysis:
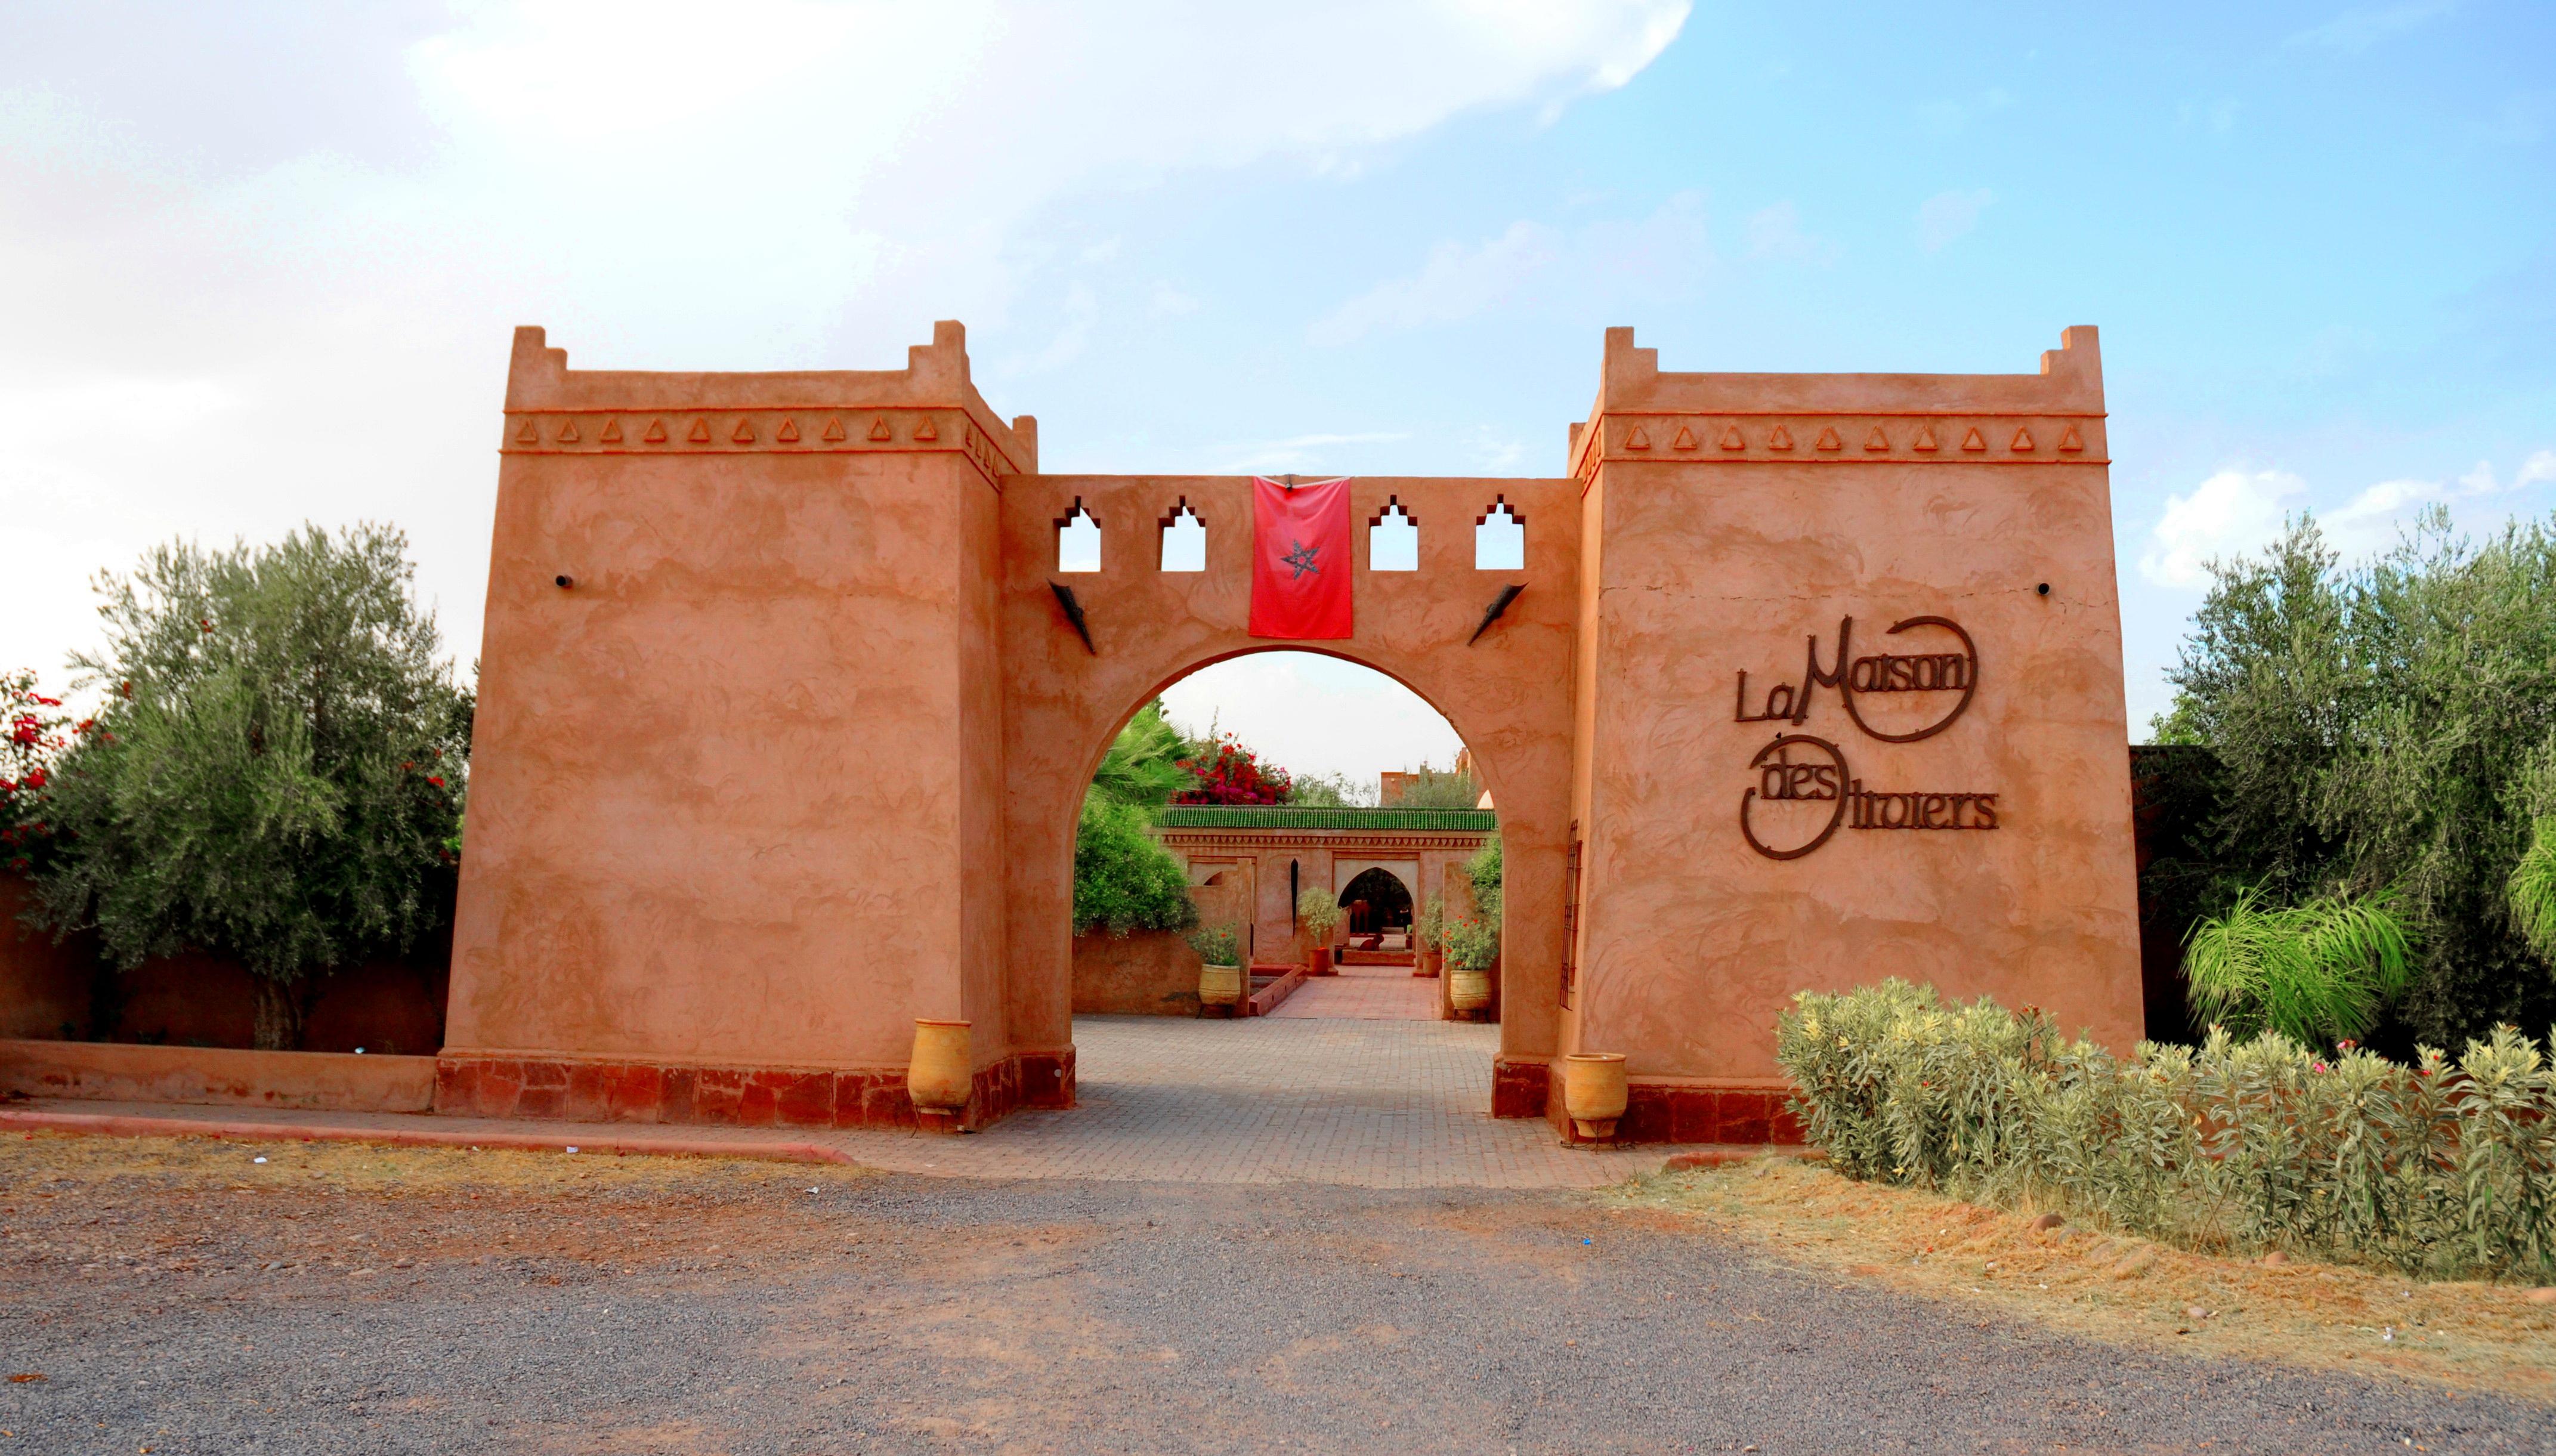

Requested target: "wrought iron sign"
[{"left": 1735, "top": 616, "right": 1999, "bottom": 860}]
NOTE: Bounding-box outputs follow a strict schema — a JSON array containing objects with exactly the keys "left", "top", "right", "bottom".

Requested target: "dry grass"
[
  {"left": 1614, "top": 1156, "right": 2556, "bottom": 1400},
  {"left": 0, "top": 1127, "right": 876, "bottom": 1197}
]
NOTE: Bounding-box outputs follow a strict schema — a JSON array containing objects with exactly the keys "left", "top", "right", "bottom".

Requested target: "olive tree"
[{"left": 34, "top": 526, "right": 472, "bottom": 1049}]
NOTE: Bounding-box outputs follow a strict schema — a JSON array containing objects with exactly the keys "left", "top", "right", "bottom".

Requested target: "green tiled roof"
[{"left": 1155, "top": 806, "right": 1497, "bottom": 831}]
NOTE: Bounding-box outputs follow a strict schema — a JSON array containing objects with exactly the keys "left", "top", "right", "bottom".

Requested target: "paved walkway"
[
  {"left": 1263, "top": 962, "right": 1438, "bottom": 1019},
  {"left": 833, "top": 1015, "right": 1655, "bottom": 1186},
  {"left": 12, "top": 1016, "right": 1662, "bottom": 1189}
]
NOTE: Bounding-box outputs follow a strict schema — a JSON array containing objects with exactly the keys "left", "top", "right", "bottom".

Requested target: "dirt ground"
[
  {"left": 1617, "top": 1158, "right": 2556, "bottom": 1402},
  {"left": 5, "top": 1132, "right": 2554, "bottom": 1455}
]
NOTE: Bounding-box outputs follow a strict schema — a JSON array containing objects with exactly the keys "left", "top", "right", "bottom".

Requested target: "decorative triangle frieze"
[
  {"left": 1913, "top": 424, "right": 1939, "bottom": 452},
  {"left": 1864, "top": 426, "right": 1890, "bottom": 452},
  {"left": 1625, "top": 425, "right": 1652, "bottom": 450},
  {"left": 913, "top": 417, "right": 939, "bottom": 442},
  {"left": 688, "top": 418, "right": 712, "bottom": 443},
  {"left": 2059, "top": 424, "right": 2084, "bottom": 452},
  {"left": 1961, "top": 426, "right": 1986, "bottom": 452},
  {"left": 1815, "top": 427, "right": 1843, "bottom": 452},
  {"left": 514, "top": 420, "right": 537, "bottom": 444},
  {"left": 1719, "top": 425, "right": 1746, "bottom": 451},
  {"left": 1671, "top": 425, "right": 1698, "bottom": 450},
  {"left": 599, "top": 419, "right": 624, "bottom": 444},
  {"left": 776, "top": 418, "right": 801, "bottom": 443},
  {"left": 2010, "top": 427, "right": 2034, "bottom": 453},
  {"left": 556, "top": 420, "right": 580, "bottom": 443},
  {"left": 868, "top": 416, "right": 892, "bottom": 441},
  {"left": 645, "top": 419, "right": 668, "bottom": 443},
  {"left": 1767, "top": 426, "right": 1794, "bottom": 452},
  {"left": 823, "top": 417, "right": 848, "bottom": 443}
]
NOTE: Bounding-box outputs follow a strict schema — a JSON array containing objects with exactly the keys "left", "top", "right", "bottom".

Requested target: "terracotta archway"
[
  {"left": 999, "top": 475, "right": 1580, "bottom": 1114},
  {"left": 441, "top": 319, "right": 2144, "bottom": 1142}
]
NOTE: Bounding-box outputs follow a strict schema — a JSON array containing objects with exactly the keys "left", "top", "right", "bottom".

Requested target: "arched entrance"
[
  {"left": 1336, "top": 865, "right": 1414, "bottom": 935},
  {"left": 1002, "top": 471, "right": 1581, "bottom": 1121}
]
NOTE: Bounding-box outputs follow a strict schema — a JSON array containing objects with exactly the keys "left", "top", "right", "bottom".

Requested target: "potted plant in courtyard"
[
  {"left": 1294, "top": 888, "right": 1343, "bottom": 975},
  {"left": 1444, "top": 916, "right": 1498, "bottom": 1016},
  {"left": 1413, "top": 896, "right": 1445, "bottom": 978},
  {"left": 1188, "top": 923, "right": 1243, "bottom": 1016}
]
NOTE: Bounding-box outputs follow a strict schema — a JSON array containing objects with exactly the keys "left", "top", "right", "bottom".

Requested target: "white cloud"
[
  {"left": 1308, "top": 190, "right": 1710, "bottom": 345},
  {"left": 2286, "top": 1, "right": 2457, "bottom": 52},
  {"left": 2140, "top": 468, "right": 2307, "bottom": 589},
  {"left": 2325, "top": 450, "right": 2556, "bottom": 554},
  {"left": 1744, "top": 200, "right": 1836, "bottom": 264},
  {"left": 1915, "top": 188, "right": 1994, "bottom": 253},
  {"left": 0, "top": 1, "right": 1689, "bottom": 680}
]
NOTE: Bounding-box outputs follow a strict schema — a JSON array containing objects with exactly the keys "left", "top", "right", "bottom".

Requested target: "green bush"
[
  {"left": 2183, "top": 886, "right": 2416, "bottom": 1045},
  {"left": 1443, "top": 916, "right": 1500, "bottom": 972},
  {"left": 1295, "top": 887, "right": 1343, "bottom": 942},
  {"left": 1071, "top": 801, "right": 1197, "bottom": 937},
  {"left": 1185, "top": 923, "right": 1240, "bottom": 967},
  {"left": 1776, "top": 980, "right": 2556, "bottom": 1282}
]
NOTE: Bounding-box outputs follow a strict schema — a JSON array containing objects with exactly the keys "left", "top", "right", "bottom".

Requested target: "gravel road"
[{"left": 3, "top": 1165, "right": 2548, "bottom": 1454}]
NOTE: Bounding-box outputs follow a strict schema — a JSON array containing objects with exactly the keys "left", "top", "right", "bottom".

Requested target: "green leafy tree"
[
  {"left": 33, "top": 527, "right": 472, "bottom": 1050},
  {"left": 1072, "top": 800, "right": 1197, "bottom": 936},
  {"left": 1071, "top": 703, "right": 1199, "bottom": 937},
  {"left": 1089, "top": 701, "right": 1190, "bottom": 814},
  {"left": 2153, "top": 510, "right": 2556, "bottom": 1046}
]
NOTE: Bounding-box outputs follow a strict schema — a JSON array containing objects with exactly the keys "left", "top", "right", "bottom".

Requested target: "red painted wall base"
[
  {"left": 434, "top": 1047, "right": 1075, "bottom": 1133},
  {"left": 1532, "top": 1063, "right": 1807, "bottom": 1146}
]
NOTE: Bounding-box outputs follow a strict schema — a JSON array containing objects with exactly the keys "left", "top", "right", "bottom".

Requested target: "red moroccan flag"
[{"left": 1249, "top": 476, "right": 1354, "bottom": 639}]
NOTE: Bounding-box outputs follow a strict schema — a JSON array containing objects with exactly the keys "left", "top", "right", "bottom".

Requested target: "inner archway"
[
  {"left": 1066, "top": 648, "right": 1495, "bottom": 1027},
  {"left": 1337, "top": 866, "right": 1414, "bottom": 937}
]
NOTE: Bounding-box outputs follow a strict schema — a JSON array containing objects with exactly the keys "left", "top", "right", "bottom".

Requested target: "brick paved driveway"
[{"left": 830, "top": 1014, "right": 1657, "bottom": 1188}]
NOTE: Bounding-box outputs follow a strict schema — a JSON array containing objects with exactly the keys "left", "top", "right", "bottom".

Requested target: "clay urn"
[
  {"left": 1198, "top": 960, "right": 1243, "bottom": 1012},
  {"left": 1310, "top": 944, "right": 1335, "bottom": 976},
  {"left": 1562, "top": 1052, "right": 1629, "bottom": 1142},
  {"left": 1449, "top": 965, "right": 1492, "bottom": 1014},
  {"left": 907, "top": 1018, "right": 974, "bottom": 1118}
]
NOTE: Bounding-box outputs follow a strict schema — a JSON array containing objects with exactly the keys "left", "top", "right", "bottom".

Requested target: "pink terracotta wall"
[
  {"left": 1071, "top": 930, "right": 1203, "bottom": 1015},
  {"left": 1559, "top": 326, "right": 2141, "bottom": 1079},
  {"left": 0, "top": 876, "right": 447, "bottom": 1053},
  {"left": 0, "top": 1040, "right": 435, "bottom": 1112},
  {"left": 447, "top": 324, "right": 1034, "bottom": 1080}
]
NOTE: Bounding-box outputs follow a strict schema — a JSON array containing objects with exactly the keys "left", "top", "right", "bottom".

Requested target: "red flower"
[
  {"left": 426, "top": 775, "right": 446, "bottom": 788},
  {"left": 22, "top": 769, "right": 42, "bottom": 789}
]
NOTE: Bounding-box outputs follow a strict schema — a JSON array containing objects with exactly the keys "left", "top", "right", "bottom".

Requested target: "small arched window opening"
[
  {"left": 1475, "top": 496, "right": 1523, "bottom": 570},
  {"left": 1368, "top": 496, "right": 1418, "bottom": 571},
  {"left": 1056, "top": 497, "right": 1101, "bottom": 573},
  {"left": 1159, "top": 497, "right": 1206, "bottom": 572}
]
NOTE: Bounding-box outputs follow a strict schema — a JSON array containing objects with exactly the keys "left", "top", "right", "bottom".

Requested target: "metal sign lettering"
[{"left": 1733, "top": 613, "right": 1999, "bottom": 860}]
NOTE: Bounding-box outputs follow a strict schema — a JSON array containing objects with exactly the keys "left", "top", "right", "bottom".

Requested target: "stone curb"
[
  {"left": 0, "top": 1107, "right": 860, "bottom": 1166},
  {"left": 1659, "top": 1145, "right": 1828, "bottom": 1171}
]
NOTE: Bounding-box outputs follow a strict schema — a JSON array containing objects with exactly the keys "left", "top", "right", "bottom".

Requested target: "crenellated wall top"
[
  {"left": 1565, "top": 325, "right": 2107, "bottom": 481},
  {"left": 496, "top": 320, "right": 1037, "bottom": 485}
]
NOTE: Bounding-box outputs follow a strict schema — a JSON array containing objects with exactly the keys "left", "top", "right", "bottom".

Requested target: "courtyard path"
[
  {"left": 1263, "top": 962, "right": 1439, "bottom": 1019},
  {"left": 827, "top": 1015, "right": 1656, "bottom": 1186}
]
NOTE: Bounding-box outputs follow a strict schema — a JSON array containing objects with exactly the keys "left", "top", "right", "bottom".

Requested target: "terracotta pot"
[
  {"left": 1449, "top": 966, "right": 1492, "bottom": 1013},
  {"left": 1198, "top": 962, "right": 1243, "bottom": 1009},
  {"left": 1310, "top": 945, "right": 1334, "bottom": 976},
  {"left": 907, "top": 1018, "right": 973, "bottom": 1116},
  {"left": 1563, "top": 1052, "right": 1628, "bottom": 1141}
]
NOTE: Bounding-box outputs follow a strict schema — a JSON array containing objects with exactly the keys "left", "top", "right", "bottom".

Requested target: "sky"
[{"left": 2, "top": 0, "right": 2550, "bottom": 781}]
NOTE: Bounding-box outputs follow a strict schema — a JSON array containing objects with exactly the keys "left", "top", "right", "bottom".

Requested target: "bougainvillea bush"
[
  {"left": 0, "top": 667, "right": 70, "bottom": 874},
  {"left": 1778, "top": 979, "right": 2556, "bottom": 1282},
  {"left": 1172, "top": 732, "right": 1292, "bottom": 805}
]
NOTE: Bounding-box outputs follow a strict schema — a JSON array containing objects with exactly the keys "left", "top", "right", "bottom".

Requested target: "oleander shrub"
[{"left": 1776, "top": 980, "right": 2556, "bottom": 1281}]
